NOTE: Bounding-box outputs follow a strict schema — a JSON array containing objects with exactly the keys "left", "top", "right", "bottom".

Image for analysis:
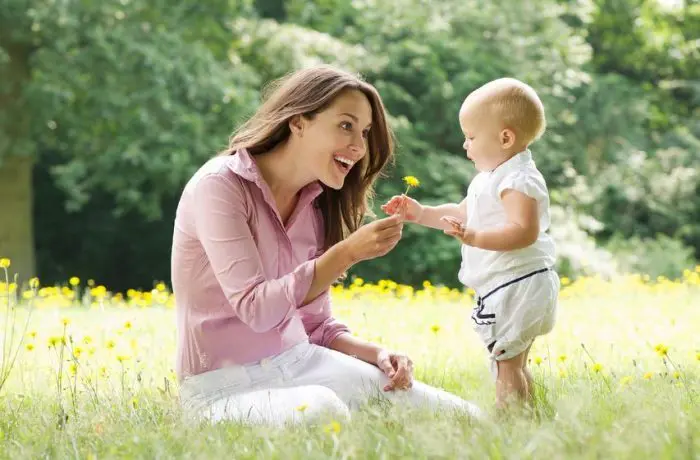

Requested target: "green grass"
[{"left": 1, "top": 278, "right": 699, "bottom": 459}]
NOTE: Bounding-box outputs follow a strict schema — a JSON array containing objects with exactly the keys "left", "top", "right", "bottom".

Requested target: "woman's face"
[{"left": 297, "top": 89, "right": 373, "bottom": 190}]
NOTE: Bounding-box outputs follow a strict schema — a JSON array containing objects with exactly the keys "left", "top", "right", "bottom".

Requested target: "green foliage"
[
  {"left": 606, "top": 233, "right": 697, "bottom": 279},
  {"left": 0, "top": 0, "right": 697, "bottom": 287}
]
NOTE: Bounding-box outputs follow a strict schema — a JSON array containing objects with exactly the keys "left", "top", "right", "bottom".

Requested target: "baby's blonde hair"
[{"left": 463, "top": 78, "right": 546, "bottom": 145}]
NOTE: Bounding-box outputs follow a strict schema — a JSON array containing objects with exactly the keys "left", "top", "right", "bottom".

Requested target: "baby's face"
[{"left": 458, "top": 102, "right": 507, "bottom": 172}]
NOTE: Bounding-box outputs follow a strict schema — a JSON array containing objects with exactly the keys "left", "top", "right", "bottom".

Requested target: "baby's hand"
[
  {"left": 381, "top": 195, "right": 423, "bottom": 223},
  {"left": 441, "top": 216, "right": 477, "bottom": 246}
]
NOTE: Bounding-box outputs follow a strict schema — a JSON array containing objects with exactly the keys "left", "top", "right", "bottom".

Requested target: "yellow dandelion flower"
[
  {"left": 105, "top": 340, "right": 116, "bottom": 349},
  {"left": 353, "top": 277, "right": 364, "bottom": 286},
  {"left": 422, "top": 280, "right": 432, "bottom": 289},
  {"left": 558, "top": 354, "right": 567, "bottom": 363},
  {"left": 28, "top": 331, "right": 37, "bottom": 339},
  {"left": 643, "top": 372, "right": 653, "bottom": 380},
  {"left": 560, "top": 277, "right": 571, "bottom": 286},
  {"left": 592, "top": 363, "right": 603, "bottom": 373},
  {"left": 402, "top": 175, "right": 420, "bottom": 188},
  {"left": 673, "top": 371, "right": 681, "bottom": 379},
  {"left": 534, "top": 356, "right": 543, "bottom": 365},
  {"left": 156, "top": 282, "right": 167, "bottom": 292},
  {"left": 116, "top": 354, "right": 130, "bottom": 363},
  {"left": 83, "top": 336, "right": 93, "bottom": 345},
  {"left": 74, "top": 346, "right": 83, "bottom": 358},
  {"left": 61, "top": 317, "right": 71, "bottom": 327},
  {"left": 430, "top": 324, "right": 441, "bottom": 334},
  {"left": 0, "top": 258, "right": 10, "bottom": 268},
  {"left": 69, "top": 363, "right": 78, "bottom": 375},
  {"left": 123, "top": 321, "right": 132, "bottom": 330},
  {"left": 69, "top": 277, "right": 80, "bottom": 287},
  {"left": 99, "top": 367, "right": 108, "bottom": 377},
  {"left": 619, "top": 376, "right": 633, "bottom": 386},
  {"left": 696, "top": 352, "right": 700, "bottom": 361},
  {"left": 25, "top": 343, "right": 35, "bottom": 351},
  {"left": 654, "top": 344, "right": 668, "bottom": 357},
  {"left": 48, "top": 336, "right": 61, "bottom": 348},
  {"left": 323, "top": 420, "right": 341, "bottom": 434},
  {"left": 131, "top": 398, "right": 139, "bottom": 409},
  {"left": 87, "top": 279, "right": 95, "bottom": 287},
  {"left": 28, "top": 277, "right": 39, "bottom": 289},
  {"left": 296, "top": 403, "right": 308, "bottom": 412}
]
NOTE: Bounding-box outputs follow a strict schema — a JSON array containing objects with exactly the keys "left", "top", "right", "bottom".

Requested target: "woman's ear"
[
  {"left": 500, "top": 128, "right": 516, "bottom": 149},
  {"left": 289, "top": 115, "right": 305, "bottom": 137}
]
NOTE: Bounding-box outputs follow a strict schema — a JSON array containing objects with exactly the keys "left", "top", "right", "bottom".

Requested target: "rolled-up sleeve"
[
  {"left": 193, "top": 173, "right": 315, "bottom": 333},
  {"left": 299, "top": 290, "right": 350, "bottom": 347}
]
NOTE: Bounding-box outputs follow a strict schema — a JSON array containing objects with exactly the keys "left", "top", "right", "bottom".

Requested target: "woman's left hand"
[{"left": 375, "top": 348, "right": 414, "bottom": 391}]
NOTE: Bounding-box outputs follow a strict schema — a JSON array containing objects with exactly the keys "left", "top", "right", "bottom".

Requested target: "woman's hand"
[
  {"left": 376, "top": 348, "right": 414, "bottom": 391},
  {"left": 381, "top": 194, "right": 424, "bottom": 223},
  {"left": 342, "top": 213, "right": 404, "bottom": 263}
]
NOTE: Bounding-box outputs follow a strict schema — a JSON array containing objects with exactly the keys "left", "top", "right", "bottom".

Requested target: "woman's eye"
[
  {"left": 362, "top": 129, "right": 370, "bottom": 139},
  {"left": 341, "top": 121, "right": 352, "bottom": 131}
]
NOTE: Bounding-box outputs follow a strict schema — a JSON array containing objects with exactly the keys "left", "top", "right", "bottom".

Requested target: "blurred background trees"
[{"left": 1, "top": 0, "right": 698, "bottom": 290}]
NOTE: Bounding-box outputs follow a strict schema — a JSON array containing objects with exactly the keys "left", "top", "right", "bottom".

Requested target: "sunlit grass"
[{"left": 1, "top": 263, "right": 699, "bottom": 458}]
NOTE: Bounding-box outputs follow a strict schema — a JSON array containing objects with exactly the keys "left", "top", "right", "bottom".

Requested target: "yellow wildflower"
[
  {"left": 155, "top": 282, "right": 167, "bottom": 292},
  {"left": 534, "top": 356, "right": 543, "bottom": 365},
  {"left": 696, "top": 351, "right": 700, "bottom": 361},
  {"left": 654, "top": 344, "right": 668, "bottom": 357},
  {"left": 69, "top": 277, "right": 80, "bottom": 287},
  {"left": 592, "top": 363, "right": 603, "bottom": 373},
  {"left": 558, "top": 354, "right": 567, "bottom": 363},
  {"left": 430, "top": 324, "right": 441, "bottom": 334},
  {"left": 123, "top": 321, "right": 132, "bottom": 330},
  {"left": 296, "top": 404, "right": 308, "bottom": 413},
  {"left": 83, "top": 336, "right": 93, "bottom": 345},
  {"left": 29, "top": 277, "right": 39, "bottom": 289},
  {"left": 619, "top": 376, "right": 633, "bottom": 386},
  {"left": 116, "top": 354, "right": 130, "bottom": 363},
  {"left": 324, "top": 420, "right": 341, "bottom": 434},
  {"left": 69, "top": 363, "right": 78, "bottom": 375},
  {"left": 25, "top": 343, "right": 34, "bottom": 351},
  {"left": 28, "top": 331, "right": 37, "bottom": 339},
  {"left": 74, "top": 346, "right": 83, "bottom": 358},
  {"left": 105, "top": 340, "right": 116, "bottom": 349},
  {"left": 0, "top": 258, "right": 10, "bottom": 268},
  {"left": 61, "top": 317, "right": 71, "bottom": 327},
  {"left": 643, "top": 372, "right": 653, "bottom": 380},
  {"left": 402, "top": 175, "right": 420, "bottom": 188},
  {"left": 673, "top": 371, "right": 681, "bottom": 379}
]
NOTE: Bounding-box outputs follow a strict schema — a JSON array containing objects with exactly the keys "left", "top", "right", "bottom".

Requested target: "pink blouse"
[{"left": 171, "top": 149, "right": 350, "bottom": 380}]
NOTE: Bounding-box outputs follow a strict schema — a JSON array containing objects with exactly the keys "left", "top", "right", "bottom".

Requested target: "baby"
[{"left": 383, "top": 78, "right": 559, "bottom": 409}]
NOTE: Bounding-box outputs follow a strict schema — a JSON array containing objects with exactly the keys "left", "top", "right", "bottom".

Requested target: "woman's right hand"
[
  {"left": 343, "top": 213, "right": 404, "bottom": 263},
  {"left": 381, "top": 195, "right": 423, "bottom": 223}
]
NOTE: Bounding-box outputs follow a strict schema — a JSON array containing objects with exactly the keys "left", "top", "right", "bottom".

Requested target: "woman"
[{"left": 171, "top": 65, "right": 481, "bottom": 425}]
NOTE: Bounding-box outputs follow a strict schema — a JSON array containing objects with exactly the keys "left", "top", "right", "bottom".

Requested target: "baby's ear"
[{"left": 500, "top": 128, "right": 516, "bottom": 149}]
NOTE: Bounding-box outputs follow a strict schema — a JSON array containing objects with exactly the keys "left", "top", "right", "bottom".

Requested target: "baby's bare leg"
[
  {"left": 495, "top": 348, "right": 531, "bottom": 409},
  {"left": 521, "top": 344, "right": 533, "bottom": 404}
]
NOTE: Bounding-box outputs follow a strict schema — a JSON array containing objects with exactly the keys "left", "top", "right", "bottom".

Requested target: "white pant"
[{"left": 179, "top": 342, "right": 482, "bottom": 426}]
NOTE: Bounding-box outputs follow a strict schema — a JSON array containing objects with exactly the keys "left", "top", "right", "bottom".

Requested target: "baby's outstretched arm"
[
  {"left": 443, "top": 189, "right": 538, "bottom": 250},
  {"left": 382, "top": 196, "right": 466, "bottom": 231}
]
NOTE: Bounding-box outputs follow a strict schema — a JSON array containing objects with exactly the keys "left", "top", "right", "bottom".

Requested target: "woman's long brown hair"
[{"left": 220, "top": 65, "right": 395, "bottom": 250}]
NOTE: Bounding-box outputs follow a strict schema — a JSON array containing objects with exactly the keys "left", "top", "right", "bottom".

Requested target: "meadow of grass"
[{"left": 1, "top": 261, "right": 699, "bottom": 459}]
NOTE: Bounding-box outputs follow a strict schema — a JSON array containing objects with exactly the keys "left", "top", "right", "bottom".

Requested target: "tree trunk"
[
  {"left": 0, "top": 155, "right": 35, "bottom": 282},
  {"left": 0, "top": 37, "right": 35, "bottom": 282}
]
